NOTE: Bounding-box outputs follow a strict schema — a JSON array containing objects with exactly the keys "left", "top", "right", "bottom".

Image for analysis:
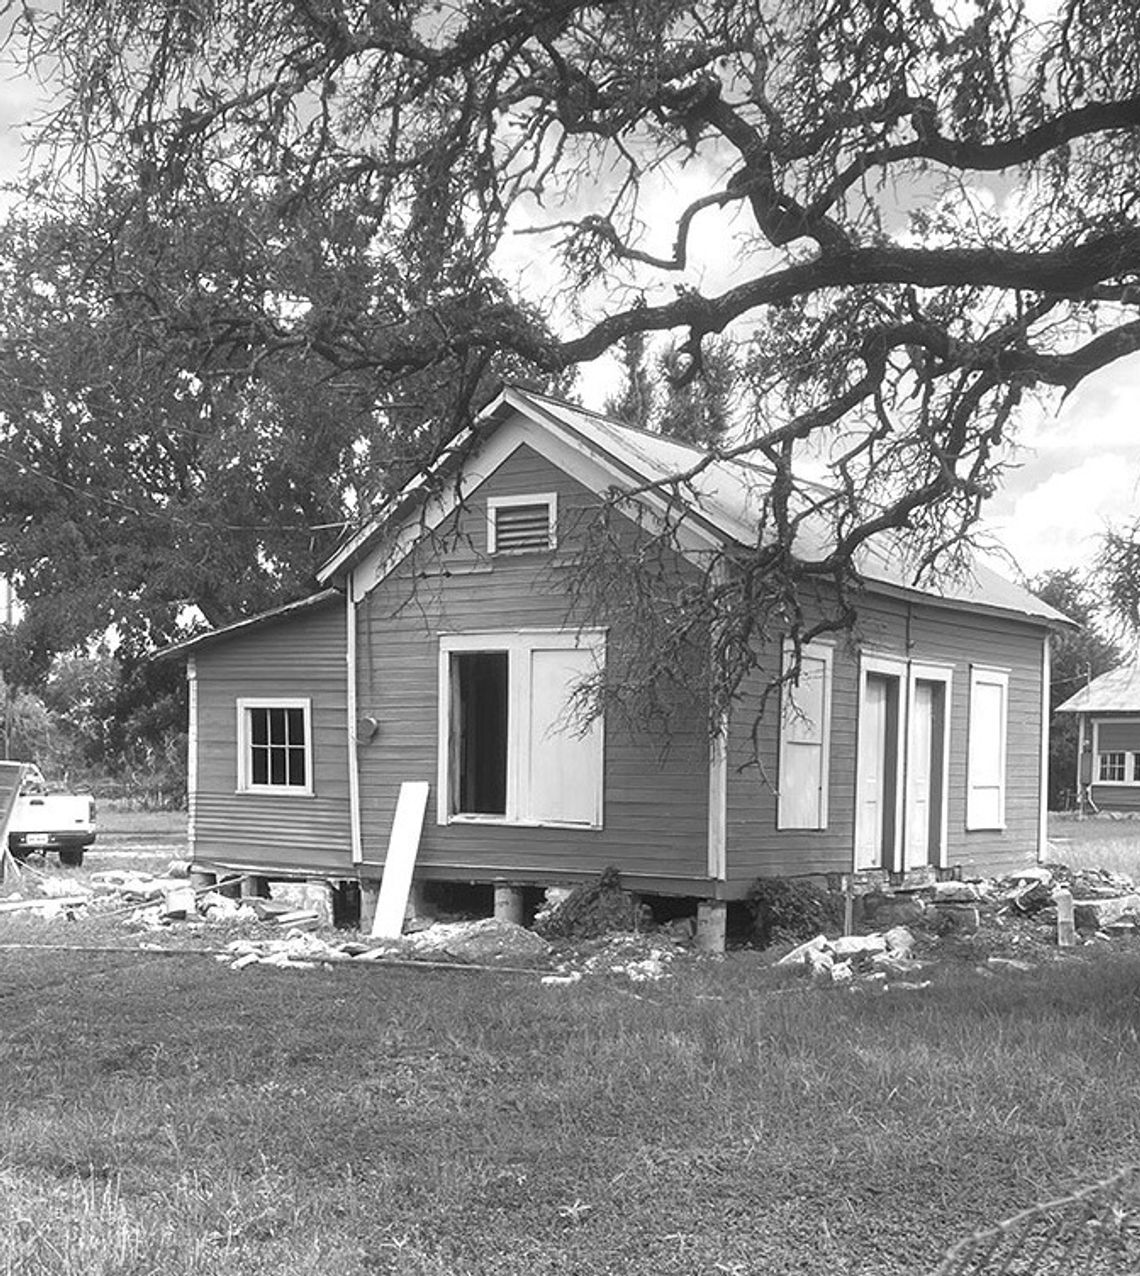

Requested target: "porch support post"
[
  {"left": 494, "top": 882, "right": 525, "bottom": 926},
  {"left": 696, "top": 900, "right": 727, "bottom": 954}
]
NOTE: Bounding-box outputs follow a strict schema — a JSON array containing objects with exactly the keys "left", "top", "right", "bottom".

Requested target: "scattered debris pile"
[
  {"left": 852, "top": 862, "right": 1140, "bottom": 951},
  {"left": 533, "top": 867, "right": 638, "bottom": 941},
  {"left": 541, "top": 933, "right": 681, "bottom": 986},
  {"left": 10, "top": 854, "right": 1140, "bottom": 988}
]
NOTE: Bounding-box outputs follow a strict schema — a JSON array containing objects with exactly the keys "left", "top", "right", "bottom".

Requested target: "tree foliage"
[{"left": 4, "top": 0, "right": 1140, "bottom": 701}]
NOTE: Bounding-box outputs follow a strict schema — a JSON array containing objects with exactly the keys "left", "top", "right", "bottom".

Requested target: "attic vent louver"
[{"left": 488, "top": 494, "right": 557, "bottom": 553}]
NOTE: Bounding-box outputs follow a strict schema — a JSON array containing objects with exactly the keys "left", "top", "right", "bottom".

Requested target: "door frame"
[
  {"left": 906, "top": 662, "right": 953, "bottom": 871},
  {"left": 854, "top": 654, "right": 907, "bottom": 872}
]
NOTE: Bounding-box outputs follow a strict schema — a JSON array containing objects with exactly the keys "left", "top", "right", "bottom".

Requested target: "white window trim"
[
  {"left": 486, "top": 492, "right": 558, "bottom": 554},
  {"left": 436, "top": 628, "right": 605, "bottom": 830},
  {"left": 966, "top": 665, "right": 1009, "bottom": 831},
  {"left": 236, "top": 697, "right": 314, "bottom": 797},
  {"left": 1091, "top": 720, "right": 1140, "bottom": 786},
  {"left": 776, "top": 638, "right": 833, "bottom": 831}
]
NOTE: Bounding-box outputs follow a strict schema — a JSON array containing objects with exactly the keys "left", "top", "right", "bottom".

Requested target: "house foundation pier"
[
  {"left": 240, "top": 875, "right": 271, "bottom": 900},
  {"left": 696, "top": 900, "right": 727, "bottom": 954},
  {"left": 188, "top": 868, "right": 216, "bottom": 893},
  {"left": 494, "top": 882, "right": 526, "bottom": 925}
]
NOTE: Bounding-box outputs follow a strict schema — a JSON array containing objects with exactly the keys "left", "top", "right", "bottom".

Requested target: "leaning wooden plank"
[{"left": 370, "top": 781, "right": 430, "bottom": 940}]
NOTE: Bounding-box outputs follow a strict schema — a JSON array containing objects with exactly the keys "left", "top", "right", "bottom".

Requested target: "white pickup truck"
[{"left": 7, "top": 764, "right": 97, "bottom": 866}]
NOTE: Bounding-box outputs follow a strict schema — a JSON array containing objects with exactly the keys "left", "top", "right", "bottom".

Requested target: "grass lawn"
[
  {"left": 3, "top": 929, "right": 1140, "bottom": 1275},
  {"left": 2, "top": 815, "right": 1140, "bottom": 1275},
  {"left": 1048, "top": 812, "right": 1140, "bottom": 880}
]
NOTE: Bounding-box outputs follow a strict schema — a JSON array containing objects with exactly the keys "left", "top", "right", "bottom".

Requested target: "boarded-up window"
[
  {"left": 440, "top": 631, "right": 603, "bottom": 827},
  {"left": 966, "top": 668, "right": 1008, "bottom": 830},
  {"left": 487, "top": 493, "right": 557, "bottom": 553},
  {"left": 778, "top": 641, "right": 833, "bottom": 830},
  {"left": 526, "top": 647, "right": 602, "bottom": 825},
  {"left": 237, "top": 699, "right": 313, "bottom": 795}
]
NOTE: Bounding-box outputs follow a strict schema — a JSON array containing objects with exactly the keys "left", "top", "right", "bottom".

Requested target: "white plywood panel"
[
  {"left": 855, "top": 676, "right": 888, "bottom": 870},
  {"left": 370, "top": 781, "right": 430, "bottom": 939},
  {"left": 527, "top": 647, "right": 601, "bottom": 825},
  {"left": 906, "top": 681, "right": 934, "bottom": 869}
]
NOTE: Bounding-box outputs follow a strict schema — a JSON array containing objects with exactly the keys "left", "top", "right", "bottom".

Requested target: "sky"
[{"left": 2, "top": 64, "right": 1138, "bottom": 588}]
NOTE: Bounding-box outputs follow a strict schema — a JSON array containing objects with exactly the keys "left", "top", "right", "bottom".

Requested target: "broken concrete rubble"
[
  {"left": 399, "top": 918, "right": 553, "bottom": 967},
  {"left": 778, "top": 926, "right": 921, "bottom": 987},
  {"left": 1071, "top": 894, "right": 1140, "bottom": 932}
]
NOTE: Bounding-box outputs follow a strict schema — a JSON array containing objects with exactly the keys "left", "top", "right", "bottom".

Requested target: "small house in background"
[
  {"left": 1055, "top": 649, "right": 1140, "bottom": 813},
  {"left": 160, "top": 386, "right": 1070, "bottom": 948}
]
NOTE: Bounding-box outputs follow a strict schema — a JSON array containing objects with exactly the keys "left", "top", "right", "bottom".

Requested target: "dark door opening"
[{"left": 451, "top": 651, "right": 509, "bottom": 815}]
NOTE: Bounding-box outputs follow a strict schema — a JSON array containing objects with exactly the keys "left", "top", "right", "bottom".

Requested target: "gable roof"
[
  {"left": 1055, "top": 649, "right": 1140, "bottom": 713},
  {"left": 319, "top": 383, "right": 1069, "bottom": 629}
]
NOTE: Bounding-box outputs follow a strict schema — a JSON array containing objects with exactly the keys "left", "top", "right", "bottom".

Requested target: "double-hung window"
[
  {"left": 966, "top": 667, "right": 1008, "bottom": 830},
  {"left": 237, "top": 698, "right": 313, "bottom": 795},
  {"left": 439, "top": 630, "right": 604, "bottom": 828}
]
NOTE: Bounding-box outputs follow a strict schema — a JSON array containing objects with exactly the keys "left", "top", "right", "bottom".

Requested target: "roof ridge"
[{"left": 505, "top": 383, "right": 710, "bottom": 455}]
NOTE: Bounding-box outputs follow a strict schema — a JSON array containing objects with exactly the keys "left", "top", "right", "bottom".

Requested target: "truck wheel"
[{"left": 58, "top": 848, "right": 85, "bottom": 867}]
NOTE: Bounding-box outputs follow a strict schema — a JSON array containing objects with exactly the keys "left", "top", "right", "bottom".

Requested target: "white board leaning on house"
[{"left": 370, "top": 780, "right": 430, "bottom": 939}]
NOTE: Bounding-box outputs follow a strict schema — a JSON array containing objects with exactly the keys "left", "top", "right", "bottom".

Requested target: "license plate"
[{"left": 25, "top": 834, "right": 50, "bottom": 846}]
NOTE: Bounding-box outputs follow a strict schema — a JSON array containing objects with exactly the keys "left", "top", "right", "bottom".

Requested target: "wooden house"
[
  {"left": 163, "top": 386, "right": 1069, "bottom": 946},
  {"left": 1055, "top": 650, "right": 1140, "bottom": 813}
]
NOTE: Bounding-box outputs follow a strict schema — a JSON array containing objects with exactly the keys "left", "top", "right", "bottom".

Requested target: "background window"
[
  {"left": 238, "top": 699, "right": 312, "bottom": 794},
  {"left": 1100, "top": 751, "right": 1127, "bottom": 782}
]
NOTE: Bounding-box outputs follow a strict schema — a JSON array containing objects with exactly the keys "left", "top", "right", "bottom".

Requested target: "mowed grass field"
[{"left": 2, "top": 813, "right": 1140, "bottom": 1275}]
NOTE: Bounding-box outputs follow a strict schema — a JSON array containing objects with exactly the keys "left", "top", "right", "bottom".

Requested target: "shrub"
[{"left": 746, "top": 876, "right": 845, "bottom": 949}]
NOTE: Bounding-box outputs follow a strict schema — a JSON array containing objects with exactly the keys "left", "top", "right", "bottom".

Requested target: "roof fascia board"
[
  {"left": 319, "top": 388, "right": 520, "bottom": 586},
  {"left": 859, "top": 576, "right": 1073, "bottom": 630},
  {"left": 153, "top": 590, "right": 342, "bottom": 661},
  {"left": 349, "top": 407, "right": 724, "bottom": 603}
]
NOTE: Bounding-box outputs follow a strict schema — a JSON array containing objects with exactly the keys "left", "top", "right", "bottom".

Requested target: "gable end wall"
[{"left": 353, "top": 442, "right": 713, "bottom": 892}]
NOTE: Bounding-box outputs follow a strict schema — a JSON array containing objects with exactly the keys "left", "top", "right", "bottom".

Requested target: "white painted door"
[
  {"left": 906, "top": 681, "right": 934, "bottom": 870},
  {"left": 527, "top": 647, "right": 602, "bottom": 825},
  {"left": 855, "top": 675, "right": 890, "bottom": 870}
]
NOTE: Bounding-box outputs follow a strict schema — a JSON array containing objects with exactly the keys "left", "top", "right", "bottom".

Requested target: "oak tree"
[{"left": 3, "top": 0, "right": 1139, "bottom": 706}]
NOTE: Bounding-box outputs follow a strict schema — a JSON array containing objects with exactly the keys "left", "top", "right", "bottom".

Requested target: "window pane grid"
[
  {"left": 1100, "top": 751, "right": 1127, "bottom": 782},
  {"left": 246, "top": 705, "right": 309, "bottom": 790}
]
